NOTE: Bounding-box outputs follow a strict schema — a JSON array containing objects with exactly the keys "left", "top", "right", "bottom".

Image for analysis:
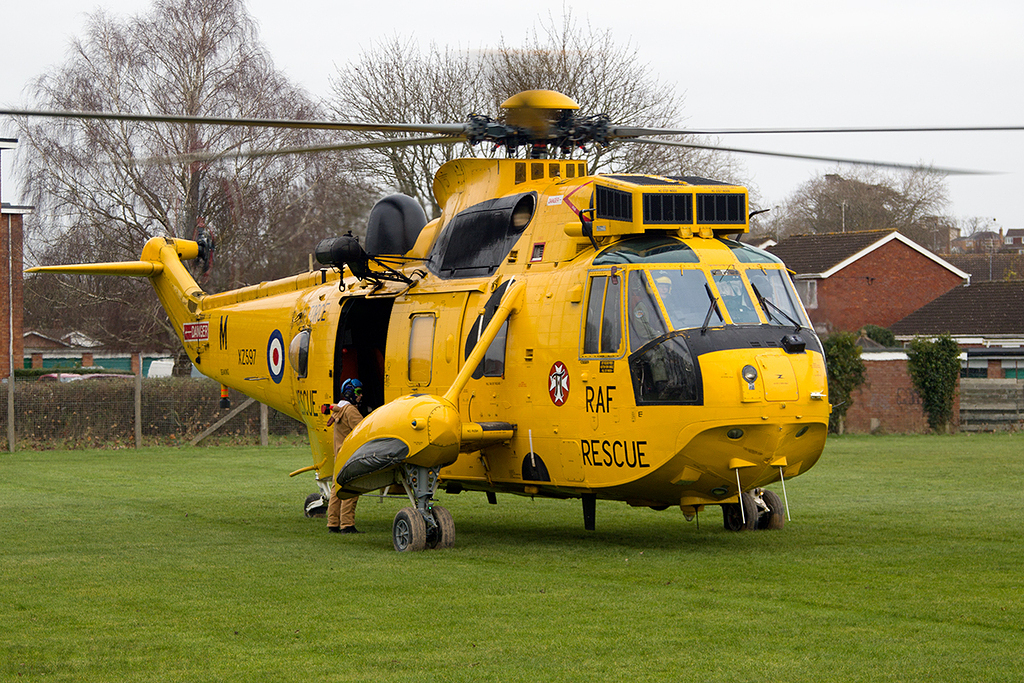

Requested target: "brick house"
[
  {"left": 22, "top": 329, "right": 173, "bottom": 375},
  {"left": 767, "top": 230, "right": 969, "bottom": 335},
  {"left": 1, "top": 139, "right": 31, "bottom": 378},
  {"left": 890, "top": 280, "right": 1024, "bottom": 379},
  {"left": 1002, "top": 228, "right": 1024, "bottom": 253}
]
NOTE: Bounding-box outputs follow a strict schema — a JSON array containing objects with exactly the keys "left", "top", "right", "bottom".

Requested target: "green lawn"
[{"left": 2, "top": 434, "right": 1022, "bottom": 682}]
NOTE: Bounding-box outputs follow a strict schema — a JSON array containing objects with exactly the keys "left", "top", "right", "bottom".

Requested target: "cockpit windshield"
[
  {"left": 711, "top": 268, "right": 761, "bottom": 325},
  {"left": 647, "top": 269, "right": 721, "bottom": 331},
  {"left": 746, "top": 267, "right": 808, "bottom": 328},
  {"left": 624, "top": 265, "right": 807, "bottom": 349}
]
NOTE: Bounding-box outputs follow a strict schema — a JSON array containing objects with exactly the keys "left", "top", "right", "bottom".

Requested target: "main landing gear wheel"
[
  {"left": 722, "top": 491, "right": 758, "bottom": 531},
  {"left": 392, "top": 464, "right": 455, "bottom": 552},
  {"left": 426, "top": 505, "right": 455, "bottom": 550},
  {"left": 393, "top": 507, "right": 427, "bottom": 552},
  {"left": 304, "top": 492, "right": 328, "bottom": 518}
]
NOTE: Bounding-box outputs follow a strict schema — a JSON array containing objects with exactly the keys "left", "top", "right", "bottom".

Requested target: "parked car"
[{"left": 37, "top": 373, "right": 83, "bottom": 382}]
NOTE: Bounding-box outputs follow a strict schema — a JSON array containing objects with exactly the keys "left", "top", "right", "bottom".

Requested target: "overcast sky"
[{"left": 2, "top": 0, "right": 1022, "bottom": 229}]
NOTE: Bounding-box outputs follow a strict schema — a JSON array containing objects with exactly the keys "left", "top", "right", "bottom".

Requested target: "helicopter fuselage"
[
  {"left": 29, "top": 156, "right": 829, "bottom": 539},
  {"left": 172, "top": 158, "right": 829, "bottom": 515}
]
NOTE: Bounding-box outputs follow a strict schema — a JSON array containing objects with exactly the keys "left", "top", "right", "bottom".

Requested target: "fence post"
[
  {"left": 6, "top": 368, "right": 13, "bottom": 452},
  {"left": 135, "top": 352, "right": 143, "bottom": 449},
  {"left": 260, "top": 402, "right": 269, "bottom": 447}
]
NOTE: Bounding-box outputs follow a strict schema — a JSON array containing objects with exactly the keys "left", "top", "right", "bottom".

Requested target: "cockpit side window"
[{"left": 583, "top": 273, "right": 623, "bottom": 355}]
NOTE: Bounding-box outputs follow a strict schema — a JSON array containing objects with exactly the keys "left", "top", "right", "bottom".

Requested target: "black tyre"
[
  {"left": 304, "top": 493, "right": 328, "bottom": 518},
  {"left": 392, "top": 507, "right": 427, "bottom": 552},
  {"left": 757, "top": 489, "right": 785, "bottom": 530},
  {"left": 426, "top": 505, "right": 456, "bottom": 550},
  {"left": 722, "top": 491, "right": 757, "bottom": 531}
]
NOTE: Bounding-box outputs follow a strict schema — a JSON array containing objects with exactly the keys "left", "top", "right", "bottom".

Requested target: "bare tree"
[
  {"left": 328, "top": 12, "right": 747, "bottom": 218},
  {"left": 485, "top": 13, "right": 745, "bottom": 183},
  {"left": 765, "top": 168, "right": 950, "bottom": 244},
  {"left": 15, "top": 0, "right": 376, "bottom": 349},
  {"left": 328, "top": 37, "right": 490, "bottom": 218}
]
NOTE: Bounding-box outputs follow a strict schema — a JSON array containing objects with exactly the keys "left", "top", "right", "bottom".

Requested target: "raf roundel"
[
  {"left": 548, "top": 361, "right": 570, "bottom": 406},
  {"left": 267, "top": 330, "right": 285, "bottom": 384}
]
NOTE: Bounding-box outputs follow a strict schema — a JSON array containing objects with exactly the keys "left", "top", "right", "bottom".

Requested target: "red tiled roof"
[
  {"left": 943, "top": 253, "right": 1024, "bottom": 282},
  {"left": 890, "top": 280, "right": 1024, "bottom": 336},
  {"left": 766, "top": 230, "right": 897, "bottom": 275}
]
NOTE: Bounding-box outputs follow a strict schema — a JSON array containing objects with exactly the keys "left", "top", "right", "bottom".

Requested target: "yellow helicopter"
[{"left": 14, "top": 90, "right": 923, "bottom": 551}]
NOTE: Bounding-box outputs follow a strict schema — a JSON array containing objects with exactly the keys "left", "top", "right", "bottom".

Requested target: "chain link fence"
[{"left": 0, "top": 375, "right": 306, "bottom": 450}]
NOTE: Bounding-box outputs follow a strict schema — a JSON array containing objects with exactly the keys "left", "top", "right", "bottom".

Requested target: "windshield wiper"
[
  {"left": 751, "top": 283, "right": 802, "bottom": 332},
  {"left": 701, "top": 283, "right": 723, "bottom": 335}
]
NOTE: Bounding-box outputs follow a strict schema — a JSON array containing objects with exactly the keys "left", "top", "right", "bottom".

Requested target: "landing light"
[
  {"left": 741, "top": 365, "right": 758, "bottom": 383},
  {"left": 727, "top": 428, "right": 744, "bottom": 440}
]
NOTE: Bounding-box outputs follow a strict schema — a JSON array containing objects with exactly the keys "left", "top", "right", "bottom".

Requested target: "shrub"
[
  {"left": 822, "top": 331, "right": 866, "bottom": 434},
  {"left": 861, "top": 324, "right": 897, "bottom": 347},
  {"left": 907, "top": 335, "right": 961, "bottom": 433}
]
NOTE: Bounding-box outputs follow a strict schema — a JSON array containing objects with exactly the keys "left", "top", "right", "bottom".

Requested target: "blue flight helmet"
[{"left": 340, "top": 378, "right": 363, "bottom": 403}]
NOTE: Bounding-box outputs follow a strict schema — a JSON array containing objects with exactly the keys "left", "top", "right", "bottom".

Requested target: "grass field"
[{"left": 2, "top": 434, "right": 1022, "bottom": 682}]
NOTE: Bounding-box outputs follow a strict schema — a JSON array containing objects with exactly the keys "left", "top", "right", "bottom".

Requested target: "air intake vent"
[
  {"left": 596, "top": 186, "right": 632, "bottom": 222},
  {"left": 643, "top": 193, "right": 693, "bottom": 224},
  {"left": 696, "top": 193, "right": 746, "bottom": 224}
]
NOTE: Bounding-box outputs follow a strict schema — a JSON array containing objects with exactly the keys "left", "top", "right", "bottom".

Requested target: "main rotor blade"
[
  {"left": 623, "top": 137, "right": 990, "bottom": 176},
  {"left": 611, "top": 124, "right": 1024, "bottom": 137},
  {"left": 138, "top": 135, "right": 467, "bottom": 165},
  {"left": 0, "top": 107, "right": 467, "bottom": 136}
]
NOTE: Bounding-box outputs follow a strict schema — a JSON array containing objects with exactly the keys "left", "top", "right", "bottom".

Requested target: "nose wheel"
[
  {"left": 722, "top": 489, "right": 786, "bottom": 531},
  {"left": 391, "top": 464, "right": 456, "bottom": 552}
]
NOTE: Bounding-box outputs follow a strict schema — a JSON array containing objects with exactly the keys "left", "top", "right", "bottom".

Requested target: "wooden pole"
[
  {"left": 7, "top": 214, "right": 15, "bottom": 453},
  {"left": 135, "top": 352, "right": 143, "bottom": 449},
  {"left": 190, "top": 397, "right": 256, "bottom": 446},
  {"left": 260, "top": 402, "right": 269, "bottom": 447}
]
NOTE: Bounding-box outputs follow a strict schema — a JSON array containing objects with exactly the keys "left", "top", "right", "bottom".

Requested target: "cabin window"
[
  {"left": 717, "top": 238, "right": 782, "bottom": 264},
  {"left": 289, "top": 329, "right": 311, "bottom": 379},
  {"left": 711, "top": 269, "right": 761, "bottom": 324},
  {"left": 746, "top": 267, "right": 811, "bottom": 327},
  {"left": 629, "top": 335, "right": 701, "bottom": 405},
  {"left": 428, "top": 193, "right": 536, "bottom": 279},
  {"left": 482, "top": 320, "right": 509, "bottom": 377},
  {"left": 626, "top": 270, "right": 669, "bottom": 351},
  {"left": 649, "top": 269, "right": 717, "bottom": 331},
  {"left": 408, "top": 314, "right": 435, "bottom": 384},
  {"left": 594, "top": 235, "right": 699, "bottom": 265},
  {"left": 583, "top": 274, "right": 622, "bottom": 355}
]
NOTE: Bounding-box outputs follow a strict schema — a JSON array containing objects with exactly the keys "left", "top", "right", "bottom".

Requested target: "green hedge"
[
  {"left": 822, "top": 331, "right": 866, "bottom": 434},
  {"left": 907, "top": 335, "right": 961, "bottom": 433},
  {"left": 1, "top": 378, "right": 305, "bottom": 450}
]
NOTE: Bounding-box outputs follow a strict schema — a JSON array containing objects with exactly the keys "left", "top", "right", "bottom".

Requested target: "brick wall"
[
  {"left": 0, "top": 212, "right": 25, "bottom": 377},
  {"left": 811, "top": 239, "right": 963, "bottom": 333},
  {"left": 844, "top": 352, "right": 960, "bottom": 434}
]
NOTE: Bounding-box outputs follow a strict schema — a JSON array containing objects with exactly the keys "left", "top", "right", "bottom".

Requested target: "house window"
[{"left": 794, "top": 279, "right": 818, "bottom": 309}]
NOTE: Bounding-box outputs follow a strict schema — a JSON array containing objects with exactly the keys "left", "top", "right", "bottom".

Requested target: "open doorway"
[{"left": 334, "top": 298, "right": 393, "bottom": 414}]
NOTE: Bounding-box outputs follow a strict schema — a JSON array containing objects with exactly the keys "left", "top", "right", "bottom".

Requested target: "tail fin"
[{"left": 26, "top": 236, "right": 205, "bottom": 336}]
